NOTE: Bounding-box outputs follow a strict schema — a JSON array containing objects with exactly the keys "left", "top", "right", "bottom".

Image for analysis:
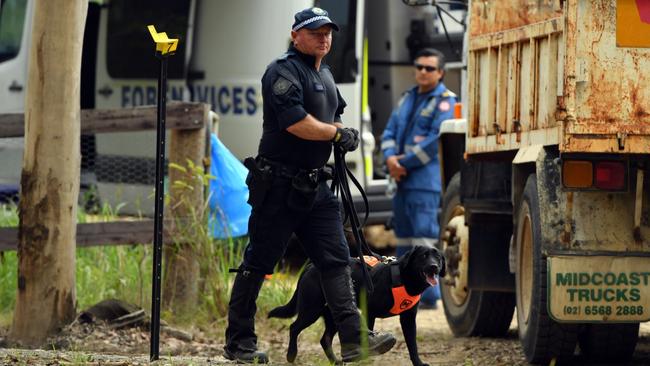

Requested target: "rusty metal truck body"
[{"left": 437, "top": 0, "right": 650, "bottom": 362}]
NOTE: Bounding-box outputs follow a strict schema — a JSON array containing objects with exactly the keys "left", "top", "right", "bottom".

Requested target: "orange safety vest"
[{"left": 362, "top": 256, "right": 421, "bottom": 315}]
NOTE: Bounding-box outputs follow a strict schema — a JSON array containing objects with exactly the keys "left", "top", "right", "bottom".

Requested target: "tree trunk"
[
  {"left": 10, "top": 0, "right": 87, "bottom": 346},
  {"left": 163, "top": 113, "right": 207, "bottom": 314}
]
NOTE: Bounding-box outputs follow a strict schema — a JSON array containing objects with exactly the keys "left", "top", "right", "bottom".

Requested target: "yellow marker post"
[
  {"left": 147, "top": 24, "right": 178, "bottom": 362},
  {"left": 147, "top": 25, "right": 179, "bottom": 55}
]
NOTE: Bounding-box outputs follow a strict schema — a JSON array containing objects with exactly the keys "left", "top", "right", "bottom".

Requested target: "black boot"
[
  {"left": 319, "top": 266, "right": 396, "bottom": 362},
  {"left": 224, "top": 269, "right": 269, "bottom": 364}
]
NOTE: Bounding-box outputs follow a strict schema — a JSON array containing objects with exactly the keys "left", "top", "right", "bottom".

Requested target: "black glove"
[{"left": 332, "top": 127, "right": 360, "bottom": 152}]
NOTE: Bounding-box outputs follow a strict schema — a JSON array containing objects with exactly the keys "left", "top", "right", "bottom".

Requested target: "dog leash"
[{"left": 333, "top": 147, "right": 381, "bottom": 293}]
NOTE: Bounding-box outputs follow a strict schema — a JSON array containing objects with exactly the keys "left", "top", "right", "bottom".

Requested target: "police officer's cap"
[{"left": 292, "top": 7, "right": 340, "bottom": 32}]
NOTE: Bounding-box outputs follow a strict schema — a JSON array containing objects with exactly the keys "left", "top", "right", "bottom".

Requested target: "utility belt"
[
  {"left": 244, "top": 156, "right": 333, "bottom": 212},
  {"left": 256, "top": 156, "right": 333, "bottom": 181}
]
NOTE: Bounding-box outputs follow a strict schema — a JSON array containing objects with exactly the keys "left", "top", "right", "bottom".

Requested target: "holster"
[
  {"left": 244, "top": 157, "right": 273, "bottom": 208},
  {"left": 287, "top": 169, "right": 319, "bottom": 212},
  {"left": 319, "top": 165, "right": 334, "bottom": 182}
]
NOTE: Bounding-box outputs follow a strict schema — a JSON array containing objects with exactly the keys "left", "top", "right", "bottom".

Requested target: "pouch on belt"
[
  {"left": 288, "top": 170, "right": 318, "bottom": 212},
  {"left": 244, "top": 157, "right": 273, "bottom": 207}
]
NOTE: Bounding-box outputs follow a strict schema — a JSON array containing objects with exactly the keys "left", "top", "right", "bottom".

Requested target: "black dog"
[{"left": 268, "top": 245, "right": 446, "bottom": 366}]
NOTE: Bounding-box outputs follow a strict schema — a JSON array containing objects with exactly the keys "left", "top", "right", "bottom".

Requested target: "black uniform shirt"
[{"left": 258, "top": 45, "right": 346, "bottom": 169}]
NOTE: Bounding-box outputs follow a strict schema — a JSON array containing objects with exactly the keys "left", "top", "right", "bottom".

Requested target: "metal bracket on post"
[{"left": 147, "top": 25, "right": 178, "bottom": 362}]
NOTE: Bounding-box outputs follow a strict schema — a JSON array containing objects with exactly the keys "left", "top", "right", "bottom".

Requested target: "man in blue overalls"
[{"left": 381, "top": 48, "right": 456, "bottom": 309}]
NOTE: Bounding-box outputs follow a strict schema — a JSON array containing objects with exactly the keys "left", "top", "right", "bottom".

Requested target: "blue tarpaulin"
[{"left": 208, "top": 134, "right": 251, "bottom": 238}]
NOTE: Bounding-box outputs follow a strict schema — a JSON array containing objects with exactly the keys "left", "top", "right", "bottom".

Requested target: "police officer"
[
  {"left": 224, "top": 7, "right": 396, "bottom": 364},
  {"left": 381, "top": 48, "right": 457, "bottom": 308}
]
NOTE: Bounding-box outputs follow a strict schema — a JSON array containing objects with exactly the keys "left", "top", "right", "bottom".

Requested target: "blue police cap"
[{"left": 292, "top": 7, "right": 340, "bottom": 32}]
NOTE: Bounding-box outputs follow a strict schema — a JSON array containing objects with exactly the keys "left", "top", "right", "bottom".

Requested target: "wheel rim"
[
  {"left": 518, "top": 205, "right": 533, "bottom": 326},
  {"left": 442, "top": 205, "right": 469, "bottom": 306}
]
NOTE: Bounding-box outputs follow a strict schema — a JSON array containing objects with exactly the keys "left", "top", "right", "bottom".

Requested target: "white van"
[{"left": 0, "top": 0, "right": 464, "bottom": 223}]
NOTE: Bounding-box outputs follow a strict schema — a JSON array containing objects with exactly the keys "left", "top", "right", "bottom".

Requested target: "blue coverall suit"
[{"left": 381, "top": 82, "right": 456, "bottom": 305}]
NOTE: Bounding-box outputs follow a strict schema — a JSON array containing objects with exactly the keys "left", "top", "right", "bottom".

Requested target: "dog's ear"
[
  {"left": 430, "top": 246, "right": 447, "bottom": 278},
  {"left": 439, "top": 252, "right": 447, "bottom": 278}
]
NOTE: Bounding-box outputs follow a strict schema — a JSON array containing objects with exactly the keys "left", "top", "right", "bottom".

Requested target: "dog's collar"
[
  {"left": 389, "top": 262, "right": 408, "bottom": 288},
  {"left": 362, "top": 255, "right": 397, "bottom": 267}
]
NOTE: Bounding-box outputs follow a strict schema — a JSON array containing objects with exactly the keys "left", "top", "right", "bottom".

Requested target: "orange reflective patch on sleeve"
[{"left": 389, "top": 286, "right": 421, "bottom": 315}]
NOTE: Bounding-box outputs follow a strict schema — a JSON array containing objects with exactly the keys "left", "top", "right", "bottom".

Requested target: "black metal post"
[{"left": 150, "top": 55, "right": 168, "bottom": 361}]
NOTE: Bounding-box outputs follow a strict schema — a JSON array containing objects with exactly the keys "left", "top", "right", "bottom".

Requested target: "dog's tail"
[
  {"left": 267, "top": 288, "right": 298, "bottom": 319},
  {"left": 268, "top": 263, "right": 315, "bottom": 319},
  {"left": 268, "top": 265, "right": 314, "bottom": 319}
]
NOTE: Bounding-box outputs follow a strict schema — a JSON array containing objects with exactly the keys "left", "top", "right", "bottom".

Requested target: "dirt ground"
[{"left": 2, "top": 307, "right": 650, "bottom": 365}]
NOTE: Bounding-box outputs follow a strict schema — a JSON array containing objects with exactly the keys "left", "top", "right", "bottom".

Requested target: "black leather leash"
[{"left": 333, "top": 147, "right": 381, "bottom": 293}]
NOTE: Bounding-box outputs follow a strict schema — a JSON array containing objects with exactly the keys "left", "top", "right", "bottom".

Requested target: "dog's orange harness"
[
  {"left": 389, "top": 286, "right": 420, "bottom": 314},
  {"left": 363, "top": 256, "right": 421, "bottom": 315}
]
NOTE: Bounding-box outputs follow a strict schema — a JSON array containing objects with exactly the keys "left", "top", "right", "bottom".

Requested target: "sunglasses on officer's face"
[{"left": 414, "top": 63, "right": 438, "bottom": 72}]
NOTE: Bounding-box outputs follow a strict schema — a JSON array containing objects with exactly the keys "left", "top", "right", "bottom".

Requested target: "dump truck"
[{"left": 435, "top": 0, "right": 650, "bottom": 363}]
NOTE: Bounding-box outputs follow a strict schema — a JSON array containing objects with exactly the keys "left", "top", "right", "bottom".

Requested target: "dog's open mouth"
[{"left": 424, "top": 272, "right": 438, "bottom": 287}]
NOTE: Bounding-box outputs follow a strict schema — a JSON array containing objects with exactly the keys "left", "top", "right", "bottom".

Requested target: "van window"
[
  {"left": 317, "top": 0, "right": 357, "bottom": 83},
  {"left": 106, "top": 0, "right": 190, "bottom": 79},
  {"left": 0, "top": 0, "right": 27, "bottom": 63}
]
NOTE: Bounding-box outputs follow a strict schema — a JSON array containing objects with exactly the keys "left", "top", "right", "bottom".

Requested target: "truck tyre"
[
  {"left": 439, "top": 173, "right": 515, "bottom": 337},
  {"left": 515, "top": 174, "right": 578, "bottom": 364},
  {"left": 578, "top": 323, "right": 639, "bottom": 361}
]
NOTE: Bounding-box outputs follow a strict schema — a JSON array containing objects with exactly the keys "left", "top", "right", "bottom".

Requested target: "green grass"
[
  {"left": 0, "top": 251, "right": 17, "bottom": 317},
  {"left": 0, "top": 202, "right": 298, "bottom": 330},
  {"left": 0, "top": 163, "right": 299, "bottom": 332},
  {"left": 75, "top": 244, "right": 152, "bottom": 310},
  {"left": 0, "top": 204, "right": 18, "bottom": 227},
  {"left": 0, "top": 204, "right": 144, "bottom": 313},
  {"left": 0, "top": 204, "right": 19, "bottom": 321},
  {"left": 0, "top": 236, "right": 153, "bottom": 318}
]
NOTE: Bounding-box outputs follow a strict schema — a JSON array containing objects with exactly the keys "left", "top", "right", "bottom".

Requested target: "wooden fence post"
[{"left": 162, "top": 104, "right": 209, "bottom": 313}]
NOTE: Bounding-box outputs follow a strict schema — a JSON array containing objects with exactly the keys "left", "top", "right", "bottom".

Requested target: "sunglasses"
[{"left": 414, "top": 63, "right": 438, "bottom": 72}]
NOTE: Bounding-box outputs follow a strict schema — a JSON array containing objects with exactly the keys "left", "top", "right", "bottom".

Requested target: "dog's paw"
[{"left": 287, "top": 349, "right": 297, "bottom": 363}]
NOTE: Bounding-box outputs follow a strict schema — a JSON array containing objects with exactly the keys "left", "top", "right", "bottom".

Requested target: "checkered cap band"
[{"left": 292, "top": 15, "right": 333, "bottom": 31}]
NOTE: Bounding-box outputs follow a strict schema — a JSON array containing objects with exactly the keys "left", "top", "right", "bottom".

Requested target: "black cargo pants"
[
  {"left": 225, "top": 169, "right": 351, "bottom": 353},
  {"left": 244, "top": 174, "right": 350, "bottom": 273}
]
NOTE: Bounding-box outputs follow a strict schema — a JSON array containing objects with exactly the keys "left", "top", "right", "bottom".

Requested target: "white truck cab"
[{"left": 0, "top": 0, "right": 464, "bottom": 224}]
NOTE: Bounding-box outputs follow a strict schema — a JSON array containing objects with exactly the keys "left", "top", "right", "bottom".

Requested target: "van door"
[
  {"left": 0, "top": 0, "right": 32, "bottom": 196},
  {"left": 95, "top": 0, "right": 193, "bottom": 110},
  {"left": 315, "top": 0, "right": 373, "bottom": 186},
  {"left": 187, "top": 0, "right": 311, "bottom": 159},
  {"left": 0, "top": 0, "right": 31, "bottom": 114},
  {"left": 93, "top": 0, "right": 194, "bottom": 215}
]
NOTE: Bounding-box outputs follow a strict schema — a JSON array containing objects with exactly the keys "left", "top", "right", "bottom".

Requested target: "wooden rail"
[
  {"left": 0, "top": 220, "right": 165, "bottom": 252},
  {"left": 0, "top": 102, "right": 211, "bottom": 251},
  {"left": 0, "top": 102, "right": 208, "bottom": 137}
]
